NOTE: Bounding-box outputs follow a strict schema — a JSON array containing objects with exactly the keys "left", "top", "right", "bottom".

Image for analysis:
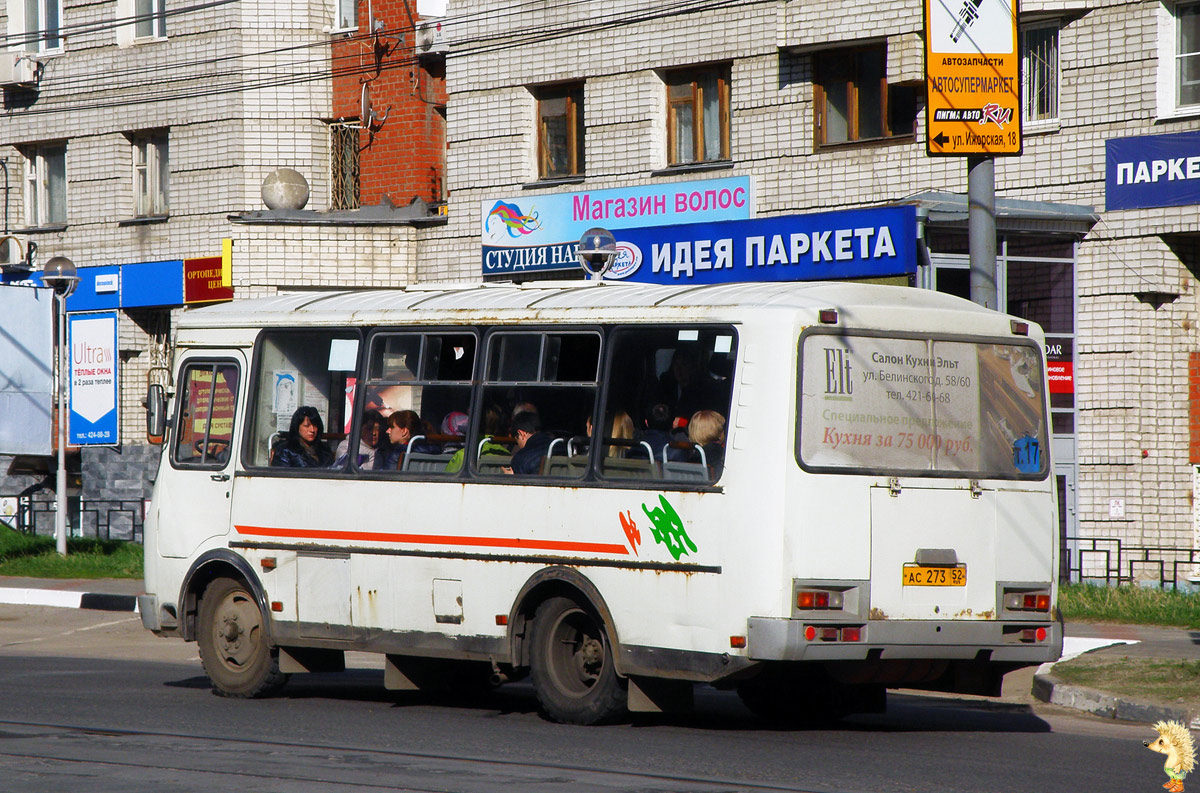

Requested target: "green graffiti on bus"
[{"left": 641, "top": 494, "right": 697, "bottom": 561}]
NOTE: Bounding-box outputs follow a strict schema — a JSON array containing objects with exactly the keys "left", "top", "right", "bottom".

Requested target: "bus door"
[{"left": 157, "top": 354, "right": 244, "bottom": 558}]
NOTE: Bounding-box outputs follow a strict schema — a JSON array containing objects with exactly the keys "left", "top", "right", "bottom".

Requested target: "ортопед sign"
[
  {"left": 924, "top": 0, "right": 1021, "bottom": 156},
  {"left": 1105, "top": 130, "right": 1200, "bottom": 211},
  {"left": 480, "top": 176, "right": 753, "bottom": 276},
  {"left": 184, "top": 256, "right": 233, "bottom": 304},
  {"left": 604, "top": 205, "right": 917, "bottom": 285}
]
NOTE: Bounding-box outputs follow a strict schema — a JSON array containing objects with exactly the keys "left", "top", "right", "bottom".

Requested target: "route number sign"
[{"left": 924, "top": 0, "right": 1021, "bottom": 156}]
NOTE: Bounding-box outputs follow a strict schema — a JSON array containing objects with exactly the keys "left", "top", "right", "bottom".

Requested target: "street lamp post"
[{"left": 42, "top": 256, "right": 79, "bottom": 557}]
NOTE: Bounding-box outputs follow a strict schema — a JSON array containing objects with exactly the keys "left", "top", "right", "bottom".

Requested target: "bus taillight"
[
  {"left": 1004, "top": 589, "right": 1051, "bottom": 612},
  {"left": 797, "top": 589, "right": 843, "bottom": 609}
]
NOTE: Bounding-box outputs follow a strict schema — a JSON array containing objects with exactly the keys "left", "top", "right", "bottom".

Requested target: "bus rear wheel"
[
  {"left": 529, "top": 595, "right": 626, "bottom": 725},
  {"left": 197, "top": 577, "right": 288, "bottom": 698}
]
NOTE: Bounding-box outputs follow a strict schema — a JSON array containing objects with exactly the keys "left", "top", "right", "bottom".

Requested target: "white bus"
[{"left": 139, "top": 280, "right": 1061, "bottom": 724}]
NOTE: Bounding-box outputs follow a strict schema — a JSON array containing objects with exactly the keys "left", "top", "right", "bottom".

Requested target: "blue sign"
[
  {"left": 481, "top": 176, "right": 753, "bottom": 275},
  {"left": 1106, "top": 130, "right": 1200, "bottom": 210},
  {"left": 602, "top": 205, "right": 918, "bottom": 285},
  {"left": 68, "top": 311, "right": 119, "bottom": 446}
]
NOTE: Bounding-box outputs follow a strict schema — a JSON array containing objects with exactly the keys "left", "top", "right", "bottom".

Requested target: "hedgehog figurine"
[{"left": 1145, "top": 720, "right": 1197, "bottom": 793}]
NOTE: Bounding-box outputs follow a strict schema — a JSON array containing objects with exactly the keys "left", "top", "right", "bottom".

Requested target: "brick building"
[
  {"left": 5, "top": 0, "right": 1200, "bottom": 584},
  {"left": 0, "top": 0, "right": 447, "bottom": 536},
  {"left": 417, "top": 0, "right": 1200, "bottom": 584}
]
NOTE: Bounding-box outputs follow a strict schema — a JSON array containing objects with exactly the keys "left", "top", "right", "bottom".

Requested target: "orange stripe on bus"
[{"left": 233, "top": 525, "right": 629, "bottom": 556}]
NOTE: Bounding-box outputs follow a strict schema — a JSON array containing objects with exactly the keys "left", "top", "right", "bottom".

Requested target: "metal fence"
[
  {"left": 1062, "top": 535, "right": 1200, "bottom": 590},
  {"left": 7, "top": 494, "right": 143, "bottom": 543}
]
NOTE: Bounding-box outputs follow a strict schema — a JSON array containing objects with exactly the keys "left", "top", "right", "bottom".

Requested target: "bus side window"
[
  {"left": 360, "top": 330, "right": 477, "bottom": 475},
  {"left": 599, "top": 326, "right": 737, "bottom": 483},
  {"left": 172, "top": 361, "right": 239, "bottom": 468},
  {"left": 246, "top": 330, "right": 360, "bottom": 469},
  {"left": 474, "top": 330, "right": 600, "bottom": 479}
]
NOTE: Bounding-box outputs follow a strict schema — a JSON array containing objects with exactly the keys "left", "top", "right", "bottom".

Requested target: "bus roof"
[{"left": 176, "top": 279, "right": 1017, "bottom": 332}]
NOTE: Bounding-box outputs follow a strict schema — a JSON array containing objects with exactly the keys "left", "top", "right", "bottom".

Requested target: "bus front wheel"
[
  {"left": 529, "top": 595, "right": 626, "bottom": 725},
  {"left": 197, "top": 577, "right": 288, "bottom": 698}
]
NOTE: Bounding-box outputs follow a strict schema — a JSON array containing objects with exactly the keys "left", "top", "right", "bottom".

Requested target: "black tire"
[
  {"left": 529, "top": 595, "right": 626, "bottom": 725},
  {"left": 197, "top": 577, "right": 288, "bottom": 698}
]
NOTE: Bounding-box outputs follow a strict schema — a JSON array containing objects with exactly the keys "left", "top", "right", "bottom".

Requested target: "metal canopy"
[{"left": 901, "top": 192, "right": 1099, "bottom": 236}]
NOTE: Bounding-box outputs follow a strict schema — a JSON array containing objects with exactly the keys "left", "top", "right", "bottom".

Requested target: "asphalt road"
[{"left": 0, "top": 604, "right": 1165, "bottom": 793}]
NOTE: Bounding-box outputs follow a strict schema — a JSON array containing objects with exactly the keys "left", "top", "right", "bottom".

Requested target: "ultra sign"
[{"left": 924, "top": 0, "right": 1022, "bottom": 156}]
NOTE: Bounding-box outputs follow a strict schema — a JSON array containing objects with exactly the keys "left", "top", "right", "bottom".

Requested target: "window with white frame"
[
  {"left": 23, "top": 143, "right": 66, "bottom": 226},
  {"left": 134, "top": 0, "right": 166, "bottom": 38},
  {"left": 8, "top": 0, "right": 63, "bottom": 52},
  {"left": 131, "top": 130, "right": 169, "bottom": 217},
  {"left": 114, "top": 0, "right": 165, "bottom": 46},
  {"left": 1178, "top": 2, "right": 1200, "bottom": 108},
  {"left": 1021, "top": 23, "right": 1059, "bottom": 123},
  {"left": 335, "top": 0, "right": 357, "bottom": 30}
]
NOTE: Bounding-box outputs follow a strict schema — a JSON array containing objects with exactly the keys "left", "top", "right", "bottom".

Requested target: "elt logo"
[{"left": 825, "top": 348, "right": 852, "bottom": 395}]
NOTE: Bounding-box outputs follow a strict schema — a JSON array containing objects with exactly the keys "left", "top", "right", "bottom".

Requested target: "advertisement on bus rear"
[{"left": 798, "top": 332, "right": 1047, "bottom": 478}]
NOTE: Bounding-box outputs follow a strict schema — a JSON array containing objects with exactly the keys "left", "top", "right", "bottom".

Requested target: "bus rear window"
[{"left": 797, "top": 332, "right": 1048, "bottom": 479}]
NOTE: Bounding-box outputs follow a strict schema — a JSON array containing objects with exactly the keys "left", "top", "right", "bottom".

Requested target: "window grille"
[{"left": 330, "top": 122, "right": 360, "bottom": 211}]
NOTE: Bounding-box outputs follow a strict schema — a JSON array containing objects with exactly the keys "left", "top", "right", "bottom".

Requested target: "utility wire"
[{"left": 10, "top": 0, "right": 768, "bottom": 117}]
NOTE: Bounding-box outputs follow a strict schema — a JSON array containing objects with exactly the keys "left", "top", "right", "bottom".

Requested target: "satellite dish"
[
  {"left": 360, "top": 83, "right": 372, "bottom": 128},
  {"left": 359, "top": 82, "right": 389, "bottom": 131}
]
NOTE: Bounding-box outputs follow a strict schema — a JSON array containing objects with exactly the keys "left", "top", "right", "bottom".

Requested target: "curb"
[
  {"left": 0, "top": 588, "right": 139, "bottom": 613},
  {"left": 1032, "top": 671, "right": 1200, "bottom": 728}
]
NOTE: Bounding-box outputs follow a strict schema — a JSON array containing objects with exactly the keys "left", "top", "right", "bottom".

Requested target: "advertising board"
[
  {"left": 0, "top": 285, "right": 53, "bottom": 455},
  {"left": 604, "top": 206, "right": 917, "bottom": 285},
  {"left": 1105, "top": 130, "right": 1200, "bottom": 211},
  {"left": 480, "top": 176, "right": 753, "bottom": 275},
  {"left": 924, "top": 0, "right": 1021, "bottom": 156},
  {"left": 68, "top": 311, "right": 119, "bottom": 446}
]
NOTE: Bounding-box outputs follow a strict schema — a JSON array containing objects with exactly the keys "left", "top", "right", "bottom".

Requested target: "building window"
[
  {"left": 1179, "top": 3, "right": 1200, "bottom": 107},
  {"left": 23, "top": 143, "right": 66, "bottom": 226},
  {"left": 135, "top": 0, "right": 166, "bottom": 38},
  {"left": 536, "top": 83, "right": 584, "bottom": 179},
  {"left": 335, "top": 0, "right": 356, "bottom": 30},
  {"left": 814, "top": 46, "right": 916, "bottom": 146},
  {"left": 330, "top": 122, "right": 360, "bottom": 210},
  {"left": 1021, "top": 24, "right": 1059, "bottom": 123},
  {"left": 666, "top": 65, "right": 730, "bottom": 165},
  {"left": 131, "top": 130, "right": 169, "bottom": 217},
  {"left": 17, "top": 0, "right": 62, "bottom": 51}
]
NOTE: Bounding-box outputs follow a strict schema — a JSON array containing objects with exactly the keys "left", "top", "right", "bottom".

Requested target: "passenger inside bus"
[
  {"left": 271, "top": 406, "right": 335, "bottom": 468},
  {"left": 584, "top": 411, "right": 635, "bottom": 458},
  {"left": 447, "top": 404, "right": 509, "bottom": 473},
  {"left": 382, "top": 410, "right": 439, "bottom": 470},
  {"left": 440, "top": 411, "right": 469, "bottom": 452},
  {"left": 335, "top": 410, "right": 387, "bottom": 469},
  {"left": 656, "top": 348, "right": 728, "bottom": 420},
  {"left": 687, "top": 410, "right": 726, "bottom": 476},
  {"left": 508, "top": 410, "right": 554, "bottom": 475},
  {"left": 632, "top": 403, "right": 690, "bottom": 462}
]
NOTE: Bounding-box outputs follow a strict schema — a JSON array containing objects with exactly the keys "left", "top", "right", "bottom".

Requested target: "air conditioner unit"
[
  {"left": 416, "top": 20, "right": 448, "bottom": 56},
  {"left": 0, "top": 53, "right": 39, "bottom": 87}
]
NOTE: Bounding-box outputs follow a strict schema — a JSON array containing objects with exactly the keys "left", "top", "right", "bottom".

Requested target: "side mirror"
[{"left": 146, "top": 383, "right": 167, "bottom": 442}]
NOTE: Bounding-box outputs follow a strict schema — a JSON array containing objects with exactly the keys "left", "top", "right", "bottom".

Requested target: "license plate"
[{"left": 902, "top": 565, "right": 966, "bottom": 586}]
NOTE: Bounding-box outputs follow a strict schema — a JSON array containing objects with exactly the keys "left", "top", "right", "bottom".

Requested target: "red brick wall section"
[
  {"left": 330, "top": 0, "right": 447, "bottom": 207},
  {"left": 1191, "top": 351, "right": 1200, "bottom": 463}
]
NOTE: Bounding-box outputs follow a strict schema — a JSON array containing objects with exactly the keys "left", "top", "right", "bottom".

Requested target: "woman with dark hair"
[
  {"left": 271, "top": 406, "right": 335, "bottom": 468},
  {"left": 381, "top": 409, "right": 440, "bottom": 469}
]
